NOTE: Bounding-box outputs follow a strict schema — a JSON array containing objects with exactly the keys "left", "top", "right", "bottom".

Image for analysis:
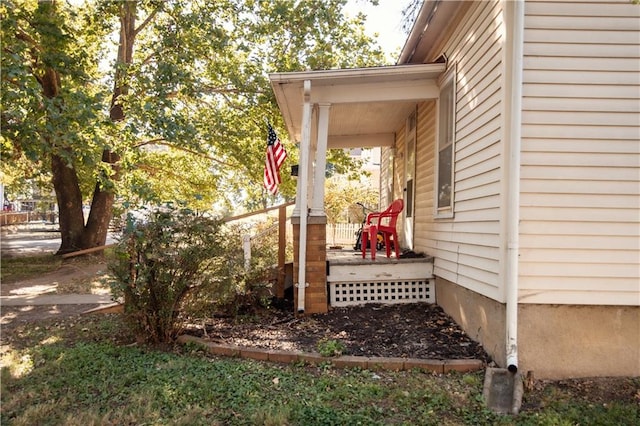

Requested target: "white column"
[
  {"left": 310, "top": 103, "right": 330, "bottom": 216},
  {"left": 306, "top": 106, "right": 318, "bottom": 214},
  {"left": 292, "top": 160, "right": 303, "bottom": 217}
]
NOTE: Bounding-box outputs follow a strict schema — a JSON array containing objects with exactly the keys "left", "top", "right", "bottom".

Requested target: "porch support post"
[
  {"left": 292, "top": 141, "right": 303, "bottom": 217},
  {"left": 306, "top": 106, "right": 318, "bottom": 213},
  {"left": 295, "top": 79, "right": 312, "bottom": 314},
  {"left": 292, "top": 169, "right": 302, "bottom": 217},
  {"left": 310, "top": 103, "right": 330, "bottom": 217}
]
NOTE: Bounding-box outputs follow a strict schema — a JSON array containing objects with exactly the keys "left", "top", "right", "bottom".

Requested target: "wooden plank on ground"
[{"left": 61, "top": 244, "right": 115, "bottom": 259}]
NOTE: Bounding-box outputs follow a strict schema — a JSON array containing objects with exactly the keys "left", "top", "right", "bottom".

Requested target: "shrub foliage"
[
  {"left": 109, "top": 205, "right": 226, "bottom": 343},
  {"left": 108, "top": 204, "right": 281, "bottom": 343}
]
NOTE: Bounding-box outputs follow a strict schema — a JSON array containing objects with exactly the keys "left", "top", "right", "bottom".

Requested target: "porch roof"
[{"left": 269, "top": 63, "right": 445, "bottom": 149}]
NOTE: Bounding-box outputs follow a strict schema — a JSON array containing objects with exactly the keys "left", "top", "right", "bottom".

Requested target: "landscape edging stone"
[{"left": 177, "top": 334, "right": 484, "bottom": 373}]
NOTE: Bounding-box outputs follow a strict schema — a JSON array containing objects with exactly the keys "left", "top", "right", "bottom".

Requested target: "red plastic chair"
[{"left": 361, "top": 199, "right": 404, "bottom": 260}]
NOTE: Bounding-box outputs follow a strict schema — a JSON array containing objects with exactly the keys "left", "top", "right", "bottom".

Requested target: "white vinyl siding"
[
  {"left": 379, "top": 147, "right": 394, "bottom": 210},
  {"left": 520, "top": 0, "right": 640, "bottom": 305},
  {"left": 393, "top": 125, "right": 406, "bottom": 242},
  {"left": 414, "top": 101, "right": 436, "bottom": 252},
  {"left": 415, "top": 0, "right": 505, "bottom": 300}
]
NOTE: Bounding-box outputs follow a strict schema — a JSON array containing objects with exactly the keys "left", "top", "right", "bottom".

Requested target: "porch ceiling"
[{"left": 269, "top": 63, "right": 445, "bottom": 149}]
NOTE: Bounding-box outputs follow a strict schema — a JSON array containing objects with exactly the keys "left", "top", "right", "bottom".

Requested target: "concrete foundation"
[{"left": 436, "top": 277, "right": 640, "bottom": 379}]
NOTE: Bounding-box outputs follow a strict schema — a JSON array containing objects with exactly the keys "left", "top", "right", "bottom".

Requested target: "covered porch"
[{"left": 269, "top": 63, "right": 445, "bottom": 314}]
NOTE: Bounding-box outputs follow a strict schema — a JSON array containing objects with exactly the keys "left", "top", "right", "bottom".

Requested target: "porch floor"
[{"left": 326, "top": 247, "right": 433, "bottom": 266}]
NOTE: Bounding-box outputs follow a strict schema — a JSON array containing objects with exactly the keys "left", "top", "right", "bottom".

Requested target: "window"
[{"left": 436, "top": 66, "right": 456, "bottom": 217}]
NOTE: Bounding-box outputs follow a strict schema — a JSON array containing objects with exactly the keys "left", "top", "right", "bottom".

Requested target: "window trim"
[{"left": 434, "top": 64, "right": 456, "bottom": 219}]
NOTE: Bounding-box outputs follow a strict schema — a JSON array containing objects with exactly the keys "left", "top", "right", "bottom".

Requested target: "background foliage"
[{"left": 1, "top": 0, "right": 387, "bottom": 214}]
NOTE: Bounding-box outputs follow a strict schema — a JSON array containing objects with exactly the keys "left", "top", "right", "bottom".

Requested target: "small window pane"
[
  {"left": 406, "top": 178, "right": 413, "bottom": 217},
  {"left": 436, "top": 67, "right": 455, "bottom": 213},
  {"left": 437, "top": 145, "right": 452, "bottom": 209}
]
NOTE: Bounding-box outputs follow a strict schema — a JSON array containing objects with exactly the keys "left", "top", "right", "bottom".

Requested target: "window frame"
[{"left": 434, "top": 64, "right": 457, "bottom": 219}]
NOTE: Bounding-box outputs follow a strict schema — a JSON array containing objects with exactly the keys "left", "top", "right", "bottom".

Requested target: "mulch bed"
[{"left": 185, "top": 302, "right": 492, "bottom": 362}]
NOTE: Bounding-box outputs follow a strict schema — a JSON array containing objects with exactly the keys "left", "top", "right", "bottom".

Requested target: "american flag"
[{"left": 263, "top": 123, "right": 287, "bottom": 195}]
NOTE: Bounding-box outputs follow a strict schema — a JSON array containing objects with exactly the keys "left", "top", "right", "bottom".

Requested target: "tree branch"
[
  {"left": 133, "top": 139, "right": 236, "bottom": 168},
  {"left": 136, "top": 163, "right": 214, "bottom": 189},
  {"left": 134, "top": 6, "right": 160, "bottom": 37}
]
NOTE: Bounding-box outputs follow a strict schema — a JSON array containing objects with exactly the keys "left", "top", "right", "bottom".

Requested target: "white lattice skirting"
[{"left": 329, "top": 279, "right": 434, "bottom": 307}]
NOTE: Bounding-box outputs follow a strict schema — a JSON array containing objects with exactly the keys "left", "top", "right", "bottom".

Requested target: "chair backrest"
[{"left": 379, "top": 199, "right": 404, "bottom": 229}]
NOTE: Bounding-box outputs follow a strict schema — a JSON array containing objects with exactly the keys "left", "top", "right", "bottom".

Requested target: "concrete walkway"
[
  {"left": 2, "top": 224, "right": 118, "bottom": 307},
  {"left": 1, "top": 293, "right": 115, "bottom": 306}
]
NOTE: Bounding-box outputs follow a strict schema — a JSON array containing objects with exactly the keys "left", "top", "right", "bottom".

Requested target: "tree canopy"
[{"left": 1, "top": 0, "right": 387, "bottom": 252}]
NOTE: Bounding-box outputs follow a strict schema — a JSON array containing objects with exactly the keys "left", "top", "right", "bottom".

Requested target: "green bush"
[
  {"left": 108, "top": 204, "right": 283, "bottom": 343},
  {"left": 187, "top": 220, "right": 279, "bottom": 318},
  {"left": 108, "top": 205, "right": 226, "bottom": 343}
]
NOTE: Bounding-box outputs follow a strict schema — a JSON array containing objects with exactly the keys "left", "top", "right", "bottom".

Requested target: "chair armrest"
[{"left": 365, "top": 212, "right": 381, "bottom": 224}]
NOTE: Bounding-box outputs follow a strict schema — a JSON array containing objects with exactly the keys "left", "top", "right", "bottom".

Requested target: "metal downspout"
[
  {"left": 505, "top": 0, "right": 524, "bottom": 373},
  {"left": 296, "top": 80, "right": 312, "bottom": 314}
]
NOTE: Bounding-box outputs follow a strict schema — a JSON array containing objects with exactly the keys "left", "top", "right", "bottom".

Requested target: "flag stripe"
[{"left": 264, "top": 124, "right": 287, "bottom": 195}]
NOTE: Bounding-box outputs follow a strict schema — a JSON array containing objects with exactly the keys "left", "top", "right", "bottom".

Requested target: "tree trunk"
[
  {"left": 48, "top": 1, "right": 135, "bottom": 254},
  {"left": 111, "top": 1, "right": 136, "bottom": 121},
  {"left": 81, "top": 151, "right": 119, "bottom": 249},
  {"left": 51, "top": 153, "right": 86, "bottom": 254},
  {"left": 33, "top": 13, "right": 90, "bottom": 254},
  {"left": 79, "top": 2, "right": 136, "bottom": 250}
]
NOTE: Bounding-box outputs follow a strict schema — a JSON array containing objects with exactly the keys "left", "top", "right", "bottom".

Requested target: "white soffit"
[{"left": 269, "top": 63, "right": 445, "bottom": 148}]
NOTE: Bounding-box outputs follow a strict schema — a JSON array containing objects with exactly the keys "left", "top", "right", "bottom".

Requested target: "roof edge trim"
[{"left": 269, "top": 63, "right": 446, "bottom": 84}]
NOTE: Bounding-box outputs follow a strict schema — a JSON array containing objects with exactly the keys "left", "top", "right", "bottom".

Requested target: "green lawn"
[
  {"left": 0, "top": 254, "right": 62, "bottom": 284},
  {"left": 1, "top": 314, "right": 638, "bottom": 426}
]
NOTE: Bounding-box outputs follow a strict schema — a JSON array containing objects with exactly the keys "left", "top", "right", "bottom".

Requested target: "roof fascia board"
[
  {"left": 269, "top": 63, "right": 445, "bottom": 85},
  {"left": 328, "top": 133, "right": 395, "bottom": 149},
  {"left": 270, "top": 80, "right": 300, "bottom": 143},
  {"left": 399, "top": 0, "right": 439, "bottom": 64},
  {"left": 310, "top": 79, "right": 439, "bottom": 104},
  {"left": 399, "top": 1, "right": 471, "bottom": 65}
]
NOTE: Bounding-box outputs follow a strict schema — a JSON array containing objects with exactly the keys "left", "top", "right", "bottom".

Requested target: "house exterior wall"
[
  {"left": 380, "top": 146, "right": 394, "bottom": 210},
  {"left": 408, "top": 0, "right": 506, "bottom": 302},
  {"left": 388, "top": 0, "right": 511, "bottom": 370},
  {"left": 404, "top": 0, "right": 639, "bottom": 306},
  {"left": 397, "top": 0, "right": 640, "bottom": 378},
  {"left": 519, "top": 0, "right": 640, "bottom": 305},
  {"left": 437, "top": 275, "right": 640, "bottom": 379},
  {"left": 392, "top": 124, "right": 406, "bottom": 240},
  {"left": 414, "top": 101, "right": 437, "bottom": 252}
]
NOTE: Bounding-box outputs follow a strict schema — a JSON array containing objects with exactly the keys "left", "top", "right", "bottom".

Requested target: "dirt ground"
[
  {"left": 185, "top": 302, "right": 491, "bottom": 362},
  {"left": 1, "top": 260, "right": 108, "bottom": 297},
  {"left": 1, "top": 257, "right": 109, "bottom": 325},
  {"left": 2, "top": 254, "right": 489, "bottom": 361},
  {"left": 2, "top": 257, "right": 638, "bottom": 409}
]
